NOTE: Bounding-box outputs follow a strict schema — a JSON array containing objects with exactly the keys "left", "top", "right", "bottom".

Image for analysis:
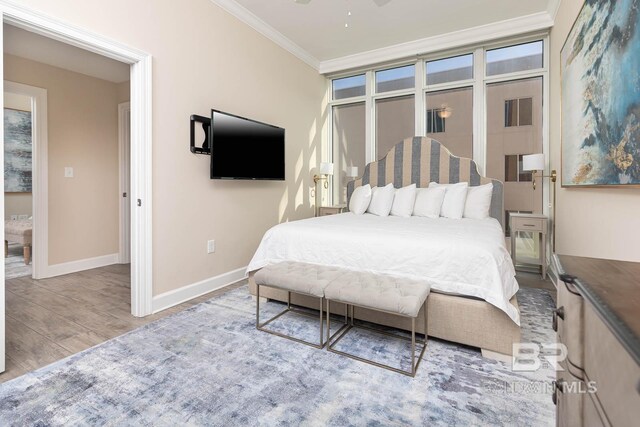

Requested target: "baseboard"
[
  {"left": 45, "top": 253, "right": 119, "bottom": 278},
  {"left": 152, "top": 266, "right": 248, "bottom": 314}
]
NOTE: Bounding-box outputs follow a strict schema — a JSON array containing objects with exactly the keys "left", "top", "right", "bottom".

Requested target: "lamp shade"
[
  {"left": 320, "top": 162, "right": 334, "bottom": 175},
  {"left": 346, "top": 166, "right": 359, "bottom": 178},
  {"left": 522, "top": 153, "right": 545, "bottom": 171}
]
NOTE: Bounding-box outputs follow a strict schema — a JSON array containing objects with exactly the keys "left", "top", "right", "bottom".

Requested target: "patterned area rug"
[
  {"left": 0, "top": 285, "right": 556, "bottom": 426},
  {"left": 5, "top": 242, "right": 31, "bottom": 279}
]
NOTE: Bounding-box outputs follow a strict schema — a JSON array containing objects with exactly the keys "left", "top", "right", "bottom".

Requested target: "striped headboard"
[{"left": 346, "top": 137, "right": 505, "bottom": 228}]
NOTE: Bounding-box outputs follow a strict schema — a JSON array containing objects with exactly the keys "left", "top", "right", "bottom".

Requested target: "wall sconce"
[
  {"left": 522, "top": 153, "right": 558, "bottom": 251},
  {"left": 313, "top": 162, "right": 334, "bottom": 189},
  {"left": 522, "top": 154, "right": 556, "bottom": 190}
]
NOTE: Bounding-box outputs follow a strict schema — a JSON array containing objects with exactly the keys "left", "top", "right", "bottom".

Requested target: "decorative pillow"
[
  {"left": 428, "top": 182, "right": 469, "bottom": 219},
  {"left": 413, "top": 187, "right": 446, "bottom": 218},
  {"left": 367, "top": 183, "right": 395, "bottom": 216},
  {"left": 463, "top": 183, "right": 493, "bottom": 219},
  {"left": 349, "top": 184, "right": 372, "bottom": 215},
  {"left": 390, "top": 184, "right": 417, "bottom": 217}
]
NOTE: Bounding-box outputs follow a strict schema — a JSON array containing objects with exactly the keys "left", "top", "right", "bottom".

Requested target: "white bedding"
[{"left": 247, "top": 213, "right": 520, "bottom": 325}]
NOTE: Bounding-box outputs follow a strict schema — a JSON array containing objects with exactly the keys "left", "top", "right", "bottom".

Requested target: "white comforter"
[{"left": 247, "top": 213, "right": 520, "bottom": 324}]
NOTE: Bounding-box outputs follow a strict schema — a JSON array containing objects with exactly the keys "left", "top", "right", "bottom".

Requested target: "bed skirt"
[{"left": 248, "top": 272, "right": 521, "bottom": 356}]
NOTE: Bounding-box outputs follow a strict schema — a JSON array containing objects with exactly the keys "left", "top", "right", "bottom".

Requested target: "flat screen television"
[{"left": 210, "top": 109, "right": 285, "bottom": 180}]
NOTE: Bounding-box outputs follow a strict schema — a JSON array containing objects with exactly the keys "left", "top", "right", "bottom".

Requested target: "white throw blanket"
[{"left": 247, "top": 213, "right": 520, "bottom": 325}]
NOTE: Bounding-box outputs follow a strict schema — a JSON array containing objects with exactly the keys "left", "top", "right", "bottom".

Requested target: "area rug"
[
  {"left": 5, "top": 242, "right": 31, "bottom": 279},
  {"left": 0, "top": 285, "right": 556, "bottom": 426}
]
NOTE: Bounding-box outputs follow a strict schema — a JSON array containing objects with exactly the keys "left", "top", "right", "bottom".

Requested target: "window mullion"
[
  {"left": 414, "top": 60, "right": 425, "bottom": 136},
  {"left": 473, "top": 47, "right": 485, "bottom": 174},
  {"left": 365, "top": 70, "right": 374, "bottom": 163}
]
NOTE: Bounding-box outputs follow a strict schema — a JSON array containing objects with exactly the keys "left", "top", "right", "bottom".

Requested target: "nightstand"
[
  {"left": 510, "top": 213, "right": 548, "bottom": 278},
  {"left": 318, "top": 205, "right": 346, "bottom": 217}
]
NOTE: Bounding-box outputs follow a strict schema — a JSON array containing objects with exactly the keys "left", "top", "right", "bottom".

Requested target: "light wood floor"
[{"left": 0, "top": 264, "right": 245, "bottom": 384}]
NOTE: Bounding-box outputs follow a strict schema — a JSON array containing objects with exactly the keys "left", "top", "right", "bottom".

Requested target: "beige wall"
[
  {"left": 4, "top": 54, "right": 125, "bottom": 265},
  {"left": 116, "top": 81, "right": 130, "bottom": 104},
  {"left": 4, "top": 193, "right": 32, "bottom": 219},
  {"left": 550, "top": 0, "right": 640, "bottom": 262},
  {"left": 10, "top": 0, "right": 327, "bottom": 295},
  {"left": 4, "top": 91, "right": 33, "bottom": 219}
]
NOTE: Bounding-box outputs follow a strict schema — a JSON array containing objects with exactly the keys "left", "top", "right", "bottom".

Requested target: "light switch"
[{"left": 64, "top": 167, "right": 74, "bottom": 178}]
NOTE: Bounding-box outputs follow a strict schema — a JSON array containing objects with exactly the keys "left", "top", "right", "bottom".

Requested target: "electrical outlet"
[
  {"left": 64, "top": 167, "right": 74, "bottom": 178},
  {"left": 10, "top": 215, "right": 17, "bottom": 220},
  {"left": 207, "top": 240, "right": 215, "bottom": 254}
]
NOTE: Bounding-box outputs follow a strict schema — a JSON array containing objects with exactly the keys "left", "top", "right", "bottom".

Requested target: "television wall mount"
[{"left": 190, "top": 114, "right": 211, "bottom": 155}]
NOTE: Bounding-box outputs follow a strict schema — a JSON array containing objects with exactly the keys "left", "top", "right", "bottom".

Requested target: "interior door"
[
  {"left": 119, "top": 102, "right": 131, "bottom": 264},
  {"left": 1, "top": 24, "right": 6, "bottom": 373}
]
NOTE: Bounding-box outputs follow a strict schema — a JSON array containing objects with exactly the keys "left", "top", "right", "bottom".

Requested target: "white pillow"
[
  {"left": 390, "top": 184, "right": 417, "bottom": 217},
  {"left": 464, "top": 183, "right": 493, "bottom": 219},
  {"left": 428, "top": 182, "right": 469, "bottom": 219},
  {"left": 413, "top": 187, "right": 446, "bottom": 218},
  {"left": 349, "top": 184, "right": 372, "bottom": 215},
  {"left": 366, "top": 183, "right": 395, "bottom": 216}
]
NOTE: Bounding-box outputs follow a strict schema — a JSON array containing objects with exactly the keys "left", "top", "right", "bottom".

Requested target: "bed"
[{"left": 247, "top": 137, "right": 521, "bottom": 357}]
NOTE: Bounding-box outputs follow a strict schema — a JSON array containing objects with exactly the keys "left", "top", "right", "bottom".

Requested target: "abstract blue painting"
[
  {"left": 561, "top": 0, "right": 640, "bottom": 186},
  {"left": 4, "top": 108, "right": 32, "bottom": 192}
]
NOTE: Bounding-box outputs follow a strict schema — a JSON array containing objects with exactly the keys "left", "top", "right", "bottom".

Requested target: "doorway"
[
  {"left": 3, "top": 85, "right": 38, "bottom": 280},
  {"left": 0, "top": 2, "right": 153, "bottom": 375}
]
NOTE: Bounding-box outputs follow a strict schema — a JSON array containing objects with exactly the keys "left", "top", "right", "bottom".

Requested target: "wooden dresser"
[{"left": 553, "top": 255, "right": 640, "bottom": 426}]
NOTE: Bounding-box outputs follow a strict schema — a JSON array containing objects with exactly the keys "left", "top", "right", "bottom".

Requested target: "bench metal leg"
[
  {"left": 326, "top": 299, "right": 429, "bottom": 377},
  {"left": 256, "top": 283, "right": 326, "bottom": 349},
  {"left": 326, "top": 300, "right": 353, "bottom": 349}
]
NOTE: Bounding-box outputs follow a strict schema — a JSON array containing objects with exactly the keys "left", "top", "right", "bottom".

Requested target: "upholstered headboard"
[{"left": 346, "top": 137, "right": 505, "bottom": 229}]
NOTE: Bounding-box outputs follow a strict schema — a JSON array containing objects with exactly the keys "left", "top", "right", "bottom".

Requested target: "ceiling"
[
  {"left": 4, "top": 25, "right": 130, "bottom": 83},
  {"left": 215, "top": 0, "right": 558, "bottom": 72}
]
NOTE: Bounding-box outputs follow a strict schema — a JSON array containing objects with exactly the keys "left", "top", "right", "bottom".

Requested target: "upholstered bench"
[
  {"left": 254, "top": 261, "right": 344, "bottom": 348},
  {"left": 324, "top": 271, "right": 431, "bottom": 377},
  {"left": 5, "top": 219, "right": 33, "bottom": 265}
]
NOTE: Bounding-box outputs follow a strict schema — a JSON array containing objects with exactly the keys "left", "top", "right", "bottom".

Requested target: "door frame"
[
  {"left": 4, "top": 81, "right": 48, "bottom": 280},
  {"left": 0, "top": 0, "right": 153, "bottom": 373},
  {"left": 118, "top": 102, "right": 131, "bottom": 264}
]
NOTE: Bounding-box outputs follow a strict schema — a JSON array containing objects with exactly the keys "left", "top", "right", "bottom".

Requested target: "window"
[
  {"left": 333, "top": 103, "right": 366, "bottom": 204},
  {"left": 486, "top": 41, "right": 543, "bottom": 76},
  {"left": 504, "top": 155, "right": 533, "bottom": 182},
  {"left": 505, "top": 97, "right": 533, "bottom": 127},
  {"left": 425, "top": 87, "right": 473, "bottom": 158},
  {"left": 426, "top": 54, "right": 473, "bottom": 85},
  {"left": 375, "top": 95, "right": 415, "bottom": 159},
  {"left": 376, "top": 64, "right": 415, "bottom": 93},
  {"left": 426, "top": 109, "right": 445, "bottom": 133},
  {"left": 329, "top": 37, "right": 547, "bottom": 213},
  {"left": 486, "top": 77, "right": 543, "bottom": 229},
  {"left": 332, "top": 74, "right": 365, "bottom": 100}
]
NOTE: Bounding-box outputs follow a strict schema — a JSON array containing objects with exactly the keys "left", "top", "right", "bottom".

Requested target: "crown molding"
[
  {"left": 319, "top": 11, "right": 555, "bottom": 74},
  {"left": 547, "top": 0, "right": 561, "bottom": 22},
  {"left": 209, "top": 0, "right": 320, "bottom": 70}
]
